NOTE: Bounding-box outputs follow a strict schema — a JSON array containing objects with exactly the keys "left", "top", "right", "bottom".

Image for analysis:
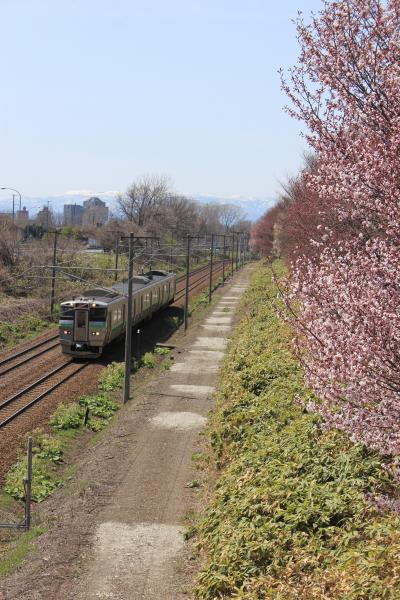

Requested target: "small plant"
[
  {"left": 154, "top": 346, "right": 171, "bottom": 355},
  {"left": 33, "top": 434, "right": 63, "bottom": 463},
  {"left": 86, "top": 417, "right": 105, "bottom": 432},
  {"left": 50, "top": 403, "right": 83, "bottom": 430},
  {"left": 78, "top": 393, "right": 119, "bottom": 420},
  {"left": 142, "top": 352, "right": 156, "bottom": 368},
  {"left": 98, "top": 362, "right": 124, "bottom": 391},
  {"left": 5, "top": 457, "right": 60, "bottom": 502}
]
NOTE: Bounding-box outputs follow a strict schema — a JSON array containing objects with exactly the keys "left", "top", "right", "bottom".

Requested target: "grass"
[
  {"left": 193, "top": 260, "right": 400, "bottom": 599},
  {"left": 0, "top": 314, "right": 52, "bottom": 351},
  {"left": 0, "top": 526, "right": 46, "bottom": 577}
]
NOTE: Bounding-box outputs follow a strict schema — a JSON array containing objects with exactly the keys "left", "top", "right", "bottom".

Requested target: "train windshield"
[
  {"left": 90, "top": 307, "right": 107, "bottom": 322},
  {"left": 60, "top": 307, "right": 75, "bottom": 320}
]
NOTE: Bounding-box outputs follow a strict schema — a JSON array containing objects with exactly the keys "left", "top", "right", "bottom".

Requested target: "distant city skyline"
[
  {"left": 0, "top": 191, "right": 274, "bottom": 222},
  {"left": 1, "top": 1, "right": 322, "bottom": 199}
]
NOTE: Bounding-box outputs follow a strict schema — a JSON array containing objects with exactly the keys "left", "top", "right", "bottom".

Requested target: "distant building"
[
  {"left": 82, "top": 197, "right": 109, "bottom": 228},
  {"left": 16, "top": 207, "right": 29, "bottom": 228},
  {"left": 64, "top": 204, "right": 84, "bottom": 227},
  {"left": 36, "top": 206, "right": 53, "bottom": 229}
]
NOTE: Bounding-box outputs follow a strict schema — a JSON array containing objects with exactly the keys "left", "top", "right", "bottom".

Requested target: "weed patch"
[
  {"left": 142, "top": 352, "right": 156, "bottom": 368},
  {"left": 0, "top": 526, "right": 46, "bottom": 577}
]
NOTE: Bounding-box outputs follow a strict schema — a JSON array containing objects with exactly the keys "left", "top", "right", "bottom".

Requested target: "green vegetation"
[
  {"left": 50, "top": 403, "right": 83, "bottom": 430},
  {"left": 167, "top": 315, "right": 181, "bottom": 330},
  {"left": 0, "top": 314, "right": 51, "bottom": 350},
  {"left": 98, "top": 361, "right": 124, "bottom": 391},
  {"left": 188, "top": 290, "right": 209, "bottom": 316},
  {"left": 5, "top": 458, "right": 61, "bottom": 502},
  {"left": 194, "top": 261, "right": 400, "bottom": 599},
  {"left": 154, "top": 346, "right": 171, "bottom": 355},
  {"left": 0, "top": 526, "right": 46, "bottom": 577},
  {"left": 142, "top": 352, "right": 156, "bottom": 368}
]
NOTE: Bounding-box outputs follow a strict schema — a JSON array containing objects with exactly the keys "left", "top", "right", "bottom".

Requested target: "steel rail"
[
  {"left": 174, "top": 261, "right": 228, "bottom": 302},
  {"left": 0, "top": 362, "right": 88, "bottom": 428},
  {"left": 0, "top": 333, "right": 59, "bottom": 369},
  {"left": 0, "top": 340, "right": 60, "bottom": 377}
]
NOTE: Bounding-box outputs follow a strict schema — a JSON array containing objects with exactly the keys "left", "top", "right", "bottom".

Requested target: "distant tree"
[
  {"left": 0, "top": 217, "right": 18, "bottom": 266},
  {"left": 118, "top": 174, "right": 171, "bottom": 227},
  {"left": 24, "top": 224, "right": 45, "bottom": 239},
  {"left": 218, "top": 203, "right": 245, "bottom": 232}
]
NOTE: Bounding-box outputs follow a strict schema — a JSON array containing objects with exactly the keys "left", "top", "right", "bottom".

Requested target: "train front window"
[
  {"left": 60, "top": 308, "right": 74, "bottom": 320},
  {"left": 90, "top": 308, "right": 107, "bottom": 322}
]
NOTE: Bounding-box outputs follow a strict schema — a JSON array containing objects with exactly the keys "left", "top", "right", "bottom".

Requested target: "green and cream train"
[{"left": 59, "top": 270, "right": 176, "bottom": 357}]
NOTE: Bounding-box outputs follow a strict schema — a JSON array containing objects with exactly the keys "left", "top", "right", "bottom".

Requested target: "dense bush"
[{"left": 194, "top": 263, "right": 400, "bottom": 599}]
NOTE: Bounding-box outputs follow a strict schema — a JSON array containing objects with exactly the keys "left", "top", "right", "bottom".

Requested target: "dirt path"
[{"left": 0, "top": 267, "right": 252, "bottom": 600}]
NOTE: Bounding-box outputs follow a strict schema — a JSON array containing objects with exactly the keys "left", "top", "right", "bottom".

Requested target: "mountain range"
[{"left": 0, "top": 191, "right": 275, "bottom": 222}]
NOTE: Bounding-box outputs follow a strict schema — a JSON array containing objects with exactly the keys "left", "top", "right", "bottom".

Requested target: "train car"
[{"left": 59, "top": 270, "right": 176, "bottom": 357}]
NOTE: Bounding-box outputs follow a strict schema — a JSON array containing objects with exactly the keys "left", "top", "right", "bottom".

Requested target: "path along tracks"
[{"left": 0, "top": 260, "right": 230, "bottom": 431}]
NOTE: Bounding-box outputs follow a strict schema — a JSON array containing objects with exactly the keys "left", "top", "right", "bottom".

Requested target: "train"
[{"left": 59, "top": 270, "right": 177, "bottom": 357}]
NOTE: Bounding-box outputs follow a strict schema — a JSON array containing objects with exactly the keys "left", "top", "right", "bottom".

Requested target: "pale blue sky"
[{"left": 0, "top": 0, "right": 322, "bottom": 199}]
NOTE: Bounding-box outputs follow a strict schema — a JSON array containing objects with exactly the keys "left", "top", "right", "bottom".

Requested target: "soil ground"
[{"left": 0, "top": 266, "right": 252, "bottom": 600}]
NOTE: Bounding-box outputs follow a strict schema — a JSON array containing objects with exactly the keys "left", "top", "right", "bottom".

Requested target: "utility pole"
[
  {"left": 222, "top": 235, "right": 226, "bottom": 286},
  {"left": 50, "top": 230, "right": 59, "bottom": 315},
  {"left": 12, "top": 195, "right": 15, "bottom": 222},
  {"left": 46, "top": 200, "right": 51, "bottom": 232},
  {"left": 123, "top": 233, "right": 134, "bottom": 404},
  {"left": 208, "top": 233, "right": 214, "bottom": 303},
  {"left": 184, "top": 234, "right": 191, "bottom": 331},
  {"left": 231, "top": 232, "right": 235, "bottom": 276},
  {"left": 114, "top": 235, "right": 119, "bottom": 282},
  {"left": 235, "top": 232, "right": 240, "bottom": 271}
]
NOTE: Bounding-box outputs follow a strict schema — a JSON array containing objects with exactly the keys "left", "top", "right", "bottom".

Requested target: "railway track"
[
  {"left": 0, "top": 334, "right": 59, "bottom": 377},
  {"left": 0, "top": 360, "right": 88, "bottom": 429},
  {"left": 174, "top": 259, "right": 228, "bottom": 303}
]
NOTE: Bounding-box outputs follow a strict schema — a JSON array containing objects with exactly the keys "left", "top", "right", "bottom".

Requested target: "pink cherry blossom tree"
[{"left": 281, "top": 0, "right": 400, "bottom": 454}]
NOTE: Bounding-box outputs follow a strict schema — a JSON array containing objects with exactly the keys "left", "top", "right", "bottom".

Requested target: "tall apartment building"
[
  {"left": 81, "top": 197, "right": 109, "bottom": 228},
  {"left": 64, "top": 204, "right": 84, "bottom": 227}
]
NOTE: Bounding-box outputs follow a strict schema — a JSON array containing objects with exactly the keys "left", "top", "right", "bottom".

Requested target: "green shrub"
[
  {"left": 142, "top": 352, "right": 156, "bottom": 368},
  {"left": 4, "top": 458, "right": 60, "bottom": 502},
  {"left": 50, "top": 403, "right": 83, "bottom": 430},
  {"left": 33, "top": 434, "right": 63, "bottom": 463},
  {"left": 194, "top": 261, "right": 400, "bottom": 599},
  {"left": 98, "top": 362, "right": 124, "bottom": 391},
  {"left": 78, "top": 393, "right": 119, "bottom": 420}
]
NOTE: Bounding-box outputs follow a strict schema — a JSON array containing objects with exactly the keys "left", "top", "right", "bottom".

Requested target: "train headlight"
[
  {"left": 63, "top": 330, "right": 70, "bottom": 335},
  {"left": 96, "top": 331, "right": 100, "bottom": 336}
]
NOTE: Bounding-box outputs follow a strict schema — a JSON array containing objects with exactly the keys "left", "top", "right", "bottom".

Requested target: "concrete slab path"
[{"left": 59, "top": 269, "right": 251, "bottom": 600}]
